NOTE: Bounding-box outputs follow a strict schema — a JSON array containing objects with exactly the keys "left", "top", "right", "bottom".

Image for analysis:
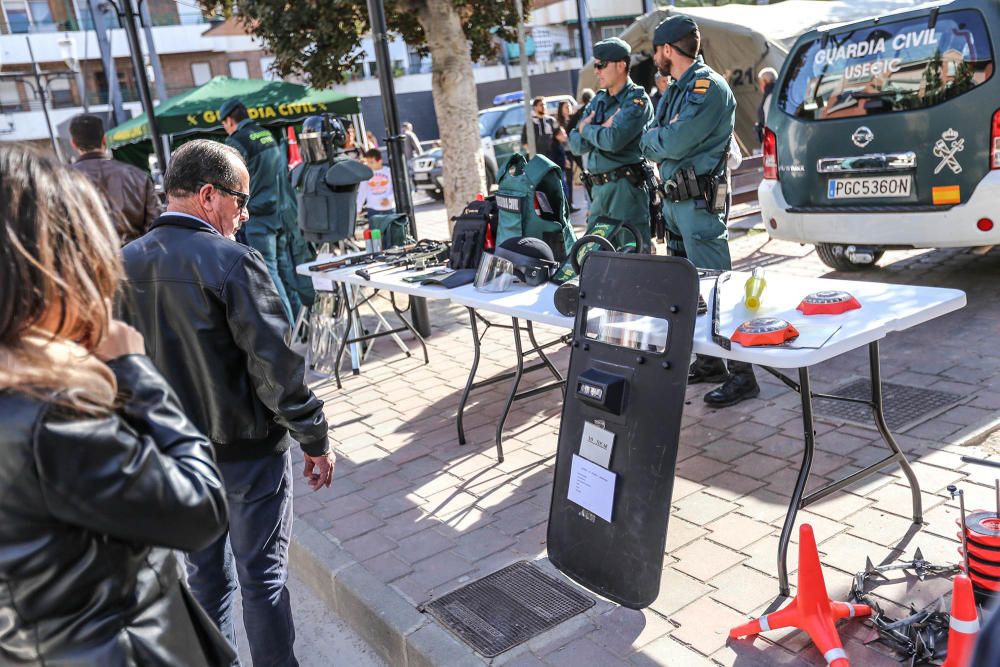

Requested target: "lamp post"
[
  {"left": 365, "top": 0, "right": 431, "bottom": 337},
  {"left": 58, "top": 34, "right": 88, "bottom": 113}
]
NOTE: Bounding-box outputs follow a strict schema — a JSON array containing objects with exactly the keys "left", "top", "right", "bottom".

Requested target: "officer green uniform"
[
  {"left": 569, "top": 38, "right": 654, "bottom": 246},
  {"left": 220, "top": 98, "right": 295, "bottom": 323},
  {"left": 641, "top": 16, "right": 759, "bottom": 408},
  {"left": 640, "top": 21, "right": 735, "bottom": 270}
]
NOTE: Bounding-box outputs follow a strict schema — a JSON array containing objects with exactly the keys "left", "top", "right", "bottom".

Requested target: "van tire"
[{"left": 815, "top": 243, "right": 884, "bottom": 271}]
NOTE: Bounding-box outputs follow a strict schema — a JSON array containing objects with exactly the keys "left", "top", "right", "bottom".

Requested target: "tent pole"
[{"left": 120, "top": 0, "right": 166, "bottom": 172}]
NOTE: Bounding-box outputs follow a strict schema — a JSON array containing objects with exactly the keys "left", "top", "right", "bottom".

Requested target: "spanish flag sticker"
[
  {"left": 693, "top": 78, "right": 711, "bottom": 93},
  {"left": 932, "top": 185, "right": 961, "bottom": 205}
]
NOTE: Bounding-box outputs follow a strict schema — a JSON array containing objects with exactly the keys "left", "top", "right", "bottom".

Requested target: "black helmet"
[
  {"left": 495, "top": 236, "right": 557, "bottom": 286},
  {"left": 299, "top": 114, "right": 346, "bottom": 163}
]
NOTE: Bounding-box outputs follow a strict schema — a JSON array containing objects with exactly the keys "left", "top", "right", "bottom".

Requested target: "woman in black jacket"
[{"left": 0, "top": 145, "right": 233, "bottom": 666}]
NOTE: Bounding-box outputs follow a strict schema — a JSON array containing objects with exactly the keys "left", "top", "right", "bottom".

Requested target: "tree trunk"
[{"left": 417, "top": 0, "right": 487, "bottom": 225}]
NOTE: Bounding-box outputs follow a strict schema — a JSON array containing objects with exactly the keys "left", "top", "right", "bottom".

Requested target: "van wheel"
[{"left": 815, "top": 243, "right": 885, "bottom": 271}]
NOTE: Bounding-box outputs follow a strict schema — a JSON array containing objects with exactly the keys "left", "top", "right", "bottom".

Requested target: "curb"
[{"left": 289, "top": 520, "right": 484, "bottom": 667}]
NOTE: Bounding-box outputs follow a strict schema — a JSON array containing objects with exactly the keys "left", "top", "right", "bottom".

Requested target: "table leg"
[
  {"left": 391, "top": 292, "right": 430, "bottom": 364},
  {"left": 869, "top": 340, "right": 922, "bottom": 523},
  {"left": 777, "top": 367, "right": 816, "bottom": 597},
  {"left": 494, "top": 318, "right": 525, "bottom": 463},
  {"left": 527, "top": 320, "right": 566, "bottom": 397},
  {"left": 333, "top": 284, "right": 356, "bottom": 389},
  {"left": 457, "top": 307, "right": 481, "bottom": 446},
  {"left": 344, "top": 284, "right": 364, "bottom": 375}
]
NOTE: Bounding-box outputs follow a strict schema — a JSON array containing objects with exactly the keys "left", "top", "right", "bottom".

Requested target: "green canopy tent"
[{"left": 107, "top": 76, "right": 360, "bottom": 168}]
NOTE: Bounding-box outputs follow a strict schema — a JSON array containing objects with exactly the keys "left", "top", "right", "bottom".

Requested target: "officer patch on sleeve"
[
  {"left": 693, "top": 78, "right": 711, "bottom": 92},
  {"left": 633, "top": 98, "right": 645, "bottom": 107}
]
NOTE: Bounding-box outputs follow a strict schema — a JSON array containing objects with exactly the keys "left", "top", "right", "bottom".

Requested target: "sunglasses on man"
[
  {"left": 594, "top": 60, "right": 621, "bottom": 70},
  {"left": 200, "top": 181, "right": 250, "bottom": 213}
]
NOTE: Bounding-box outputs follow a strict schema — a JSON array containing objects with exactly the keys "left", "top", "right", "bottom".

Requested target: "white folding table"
[{"left": 299, "top": 259, "right": 966, "bottom": 595}]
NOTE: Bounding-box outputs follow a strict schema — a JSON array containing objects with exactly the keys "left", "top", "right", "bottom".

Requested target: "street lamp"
[{"left": 58, "top": 33, "right": 89, "bottom": 112}]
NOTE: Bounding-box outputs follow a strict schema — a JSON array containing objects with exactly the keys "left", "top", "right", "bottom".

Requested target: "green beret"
[
  {"left": 218, "top": 97, "right": 242, "bottom": 121},
  {"left": 653, "top": 15, "right": 698, "bottom": 47},
  {"left": 593, "top": 37, "right": 631, "bottom": 63}
]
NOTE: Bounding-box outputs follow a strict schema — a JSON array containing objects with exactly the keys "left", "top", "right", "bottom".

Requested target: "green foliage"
[{"left": 209, "top": 0, "right": 527, "bottom": 88}]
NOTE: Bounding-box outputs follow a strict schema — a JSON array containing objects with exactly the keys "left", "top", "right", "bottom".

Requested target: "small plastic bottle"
[
  {"left": 744, "top": 267, "right": 766, "bottom": 310},
  {"left": 363, "top": 229, "right": 373, "bottom": 253},
  {"left": 371, "top": 229, "right": 383, "bottom": 253}
]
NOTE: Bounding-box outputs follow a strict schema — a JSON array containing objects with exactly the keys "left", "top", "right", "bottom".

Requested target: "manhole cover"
[
  {"left": 422, "top": 560, "right": 594, "bottom": 657},
  {"left": 813, "top": 379, "right": 964, "bottom": 432}
]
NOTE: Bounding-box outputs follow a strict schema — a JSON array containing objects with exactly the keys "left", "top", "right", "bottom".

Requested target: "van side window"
[{"left": 779, "top": 9, "right": 994, "bottom": 120}]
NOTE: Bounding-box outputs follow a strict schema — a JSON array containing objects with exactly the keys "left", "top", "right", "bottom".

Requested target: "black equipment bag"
[
  {"left": 547, "top": 253, "right": 699, "bottom": 609},
  {"left": 449, "top": 197, "right": 498, "bottom": 270}
]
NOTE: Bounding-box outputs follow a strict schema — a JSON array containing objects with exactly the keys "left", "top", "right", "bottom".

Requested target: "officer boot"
[
  {"left": 688, "top": 354, "right": 729, "bottom": 384},
  {"left": 704, "top": 361, "right": 760, "bottom": 408}
]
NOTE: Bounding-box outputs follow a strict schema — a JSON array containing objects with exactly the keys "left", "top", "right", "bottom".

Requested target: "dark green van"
[{"left": 760, "top": 0, "right": 1000, "bottom": 270}]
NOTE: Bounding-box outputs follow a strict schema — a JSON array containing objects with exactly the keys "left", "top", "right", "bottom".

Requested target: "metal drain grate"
[
  {"left": 813, "top": 379, "right": 964, "bottom": 432},
  {"left": 422, "top": 560, "right": 594, "bottom": 657}
]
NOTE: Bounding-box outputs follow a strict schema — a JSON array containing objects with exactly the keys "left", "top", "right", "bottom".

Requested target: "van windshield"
[{"left": 779, "top": 9, "right": 994, "bottom": 121}]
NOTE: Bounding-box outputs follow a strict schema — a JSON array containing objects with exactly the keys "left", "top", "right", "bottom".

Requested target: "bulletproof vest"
[
  {"left": 295, "top": 158, "right": 370, "bottom": 243},
  {"left": 494, "top": 152, "right": 576, "bottom": 263},
  {"left": 227, "top": 122, "right": 282, "bottom": 217}
]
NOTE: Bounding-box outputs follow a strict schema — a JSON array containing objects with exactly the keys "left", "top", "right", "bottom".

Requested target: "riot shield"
[{"left": 547, "top": 252, "right": 699, "bottom": 609}]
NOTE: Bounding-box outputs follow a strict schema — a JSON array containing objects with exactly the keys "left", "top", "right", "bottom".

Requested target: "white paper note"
[
  {"left": 312, "top": 276, "right": 335, "bottom": 292},
  {"left": 579, "top": 421, "right": 615, "bottom": 468},
  {"left": 567, "top": 454, "right": 616, "bottom": 522}
]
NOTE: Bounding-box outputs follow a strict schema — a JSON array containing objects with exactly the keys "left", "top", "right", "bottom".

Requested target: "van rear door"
[{"left": 773, "top": 5, "right": 996, "bottom": 211}]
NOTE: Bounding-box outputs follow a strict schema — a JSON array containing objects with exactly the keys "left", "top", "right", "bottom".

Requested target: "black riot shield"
[{"left": 547, "top": 252, "right": 699, "bottom": 609}]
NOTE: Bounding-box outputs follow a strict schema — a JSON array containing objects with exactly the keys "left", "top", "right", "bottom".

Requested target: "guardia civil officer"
[
  {"left": 640, "top": 16, "right": 759, "bottom": 407},
  {"left": 219, "top": 98, "right": 295, "bottom": 323},
  {"left": 568, "top": 38, "right": 654, "bottom": 246}
]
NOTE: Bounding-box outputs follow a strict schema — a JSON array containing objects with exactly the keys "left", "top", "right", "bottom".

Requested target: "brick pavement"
[{"left": 291, "top": 206, "right": 1000, "bottom": 665}]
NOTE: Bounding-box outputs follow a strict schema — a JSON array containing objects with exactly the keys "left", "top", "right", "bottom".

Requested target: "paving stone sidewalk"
[{"left": 289, "top": 209, "right": 1000, "bottom": 665}]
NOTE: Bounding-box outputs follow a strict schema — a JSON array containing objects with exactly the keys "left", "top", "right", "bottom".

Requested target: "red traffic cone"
[
  {"left": 287, "top": 126, "right": 303, "bottom": 170},
  {"left": 942, "top": 574, "right": 979, "bottom": 667},
  {"left": 730, "top": 524, "right": 871, "bottom": 666}
]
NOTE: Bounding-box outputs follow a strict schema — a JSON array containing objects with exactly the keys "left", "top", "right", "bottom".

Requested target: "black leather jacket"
[
  {"left": 120, "top": 214, "right": 330, "bottom": 462},
  {"left": 0, "top": 355, "right": 232, "bottom": 666}
]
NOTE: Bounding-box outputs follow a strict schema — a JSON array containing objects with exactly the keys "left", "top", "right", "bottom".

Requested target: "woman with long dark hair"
[
  {"left": 555, "top": 99, "right": 578, "bottom": 211},
  {"left": 0, "top": 145, "right": 232, "bottom": 666}
]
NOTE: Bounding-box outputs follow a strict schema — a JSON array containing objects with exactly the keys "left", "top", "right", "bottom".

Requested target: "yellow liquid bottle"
[{"left": 744, "top": 267, "right": 766, "bottom": 310}]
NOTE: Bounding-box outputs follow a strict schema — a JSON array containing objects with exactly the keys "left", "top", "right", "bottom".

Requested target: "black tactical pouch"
[{"left": 449, "top": 197, "right": 498, "bottom": 270}]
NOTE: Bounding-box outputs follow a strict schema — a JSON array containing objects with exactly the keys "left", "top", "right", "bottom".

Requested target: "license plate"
[
  {"left": 827, "top": 175, "right": 912, "bottom": 199},
  {"left": 415, "top": 173, "right": 431, "bottom": 182}
]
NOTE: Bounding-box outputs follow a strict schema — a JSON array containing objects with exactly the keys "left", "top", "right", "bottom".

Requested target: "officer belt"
[{"left": 588, "top": 164, "right": 643, "bottom": 187}]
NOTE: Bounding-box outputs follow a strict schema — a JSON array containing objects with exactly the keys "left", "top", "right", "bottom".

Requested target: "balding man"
[
  {"left": 756, "top": 67, "right": 778, "bottom": 142},
  {"left": 120, "top": 139, "right": 335, "bottom": 665}
]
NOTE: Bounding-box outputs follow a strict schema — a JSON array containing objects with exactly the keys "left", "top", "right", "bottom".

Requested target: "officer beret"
[
  {"left": 653, "top": 14, "right": 698, "bottom": 47},
  {"left": 218, "top": 97, "right": 242, "bottom": 121},
  {"left": 593, "top": 37, "right": 631, "bottom": 63}
]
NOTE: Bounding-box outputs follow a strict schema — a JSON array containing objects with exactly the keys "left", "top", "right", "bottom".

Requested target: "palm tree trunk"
[{"left": 417, "top": 0, "right": 487, "bottom": 225}]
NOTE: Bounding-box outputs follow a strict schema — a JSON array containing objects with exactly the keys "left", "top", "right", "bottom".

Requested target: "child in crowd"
[{"left": 357, "top": 148, "right": 396, "bottom": 220}]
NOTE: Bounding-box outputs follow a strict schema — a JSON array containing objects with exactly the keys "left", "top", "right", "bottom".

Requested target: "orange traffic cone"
[
  {"left": 941, "top": 574, "right": 980, "bottom": 667},
  {"left": 730, "top": 524, "right": 871, "bottom": 666},
  {"left": 287, "top": 126, "right": 303, "bottom": 170}
]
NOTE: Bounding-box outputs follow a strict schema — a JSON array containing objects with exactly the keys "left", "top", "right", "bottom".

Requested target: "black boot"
[
  {"left": 688, "top": 355, "right": 729, "bottom": 384},
  {"left": 704, "top": 361, "right": 759, "bottom": 407}
]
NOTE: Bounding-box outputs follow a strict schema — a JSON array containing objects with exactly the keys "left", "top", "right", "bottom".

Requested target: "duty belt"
[{"left": 586, "top": 163, "right": 644, "bottom": 187}]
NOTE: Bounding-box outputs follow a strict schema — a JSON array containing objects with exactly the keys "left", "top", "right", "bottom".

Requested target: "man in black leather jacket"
[{"left": 120, "top": 139, "right": 335, "bottom": 666}]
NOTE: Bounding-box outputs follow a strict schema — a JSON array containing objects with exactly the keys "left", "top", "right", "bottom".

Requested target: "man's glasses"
[
  {"left": 200, "top": 181, "right": 249, "bottom": 212},
  {"left": 593, "top": 61, "right": 611, "bottom": 70}
]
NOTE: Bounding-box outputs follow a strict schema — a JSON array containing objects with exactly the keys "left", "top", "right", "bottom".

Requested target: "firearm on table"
[{"left": 309, "top": 240, "right": 451, "bottom": 280}]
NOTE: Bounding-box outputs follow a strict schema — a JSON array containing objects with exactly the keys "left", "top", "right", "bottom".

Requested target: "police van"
[{"left": 759, "top": 0, "right": 1000, "bottom": 270}]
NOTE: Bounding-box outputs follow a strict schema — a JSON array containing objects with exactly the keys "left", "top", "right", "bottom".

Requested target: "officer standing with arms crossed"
[
  {"left": 568, "top": 38, "right": 654, "bottom": 247},
  {"left": 640, "top": 15, "right": 759, "bottom": 407}
]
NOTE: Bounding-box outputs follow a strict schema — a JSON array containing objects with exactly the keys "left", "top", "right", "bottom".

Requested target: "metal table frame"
[
  {"left": 762, "top": 339, "right": 922, "bottom": 596},
  {"left": 456, "top": 308, "right": 570, "bottom": 463},
  {"left": 330, "top": 284, "right": 430, "bottom": 389}
]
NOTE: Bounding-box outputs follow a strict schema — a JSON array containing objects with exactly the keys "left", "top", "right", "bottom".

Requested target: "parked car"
[
  {"left": 759, "top": 0, "right": 1000, "bottom": 270},
  {"left": 412, "top": 93, "right": 574, "bottom": 200}
]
